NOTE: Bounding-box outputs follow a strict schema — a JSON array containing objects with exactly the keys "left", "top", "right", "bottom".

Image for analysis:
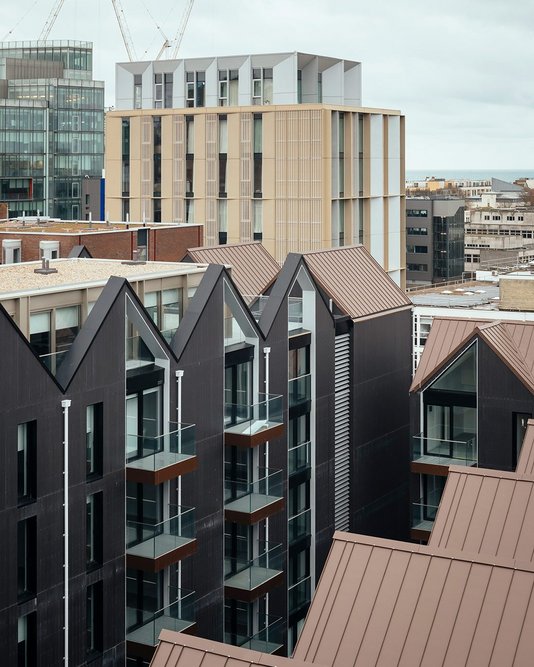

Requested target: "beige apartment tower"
[{"left": 106, "top": 53, "right": 405, "bottom": 285}]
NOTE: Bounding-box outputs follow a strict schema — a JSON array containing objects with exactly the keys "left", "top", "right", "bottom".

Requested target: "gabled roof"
[
  {"left": 411, "top": 318, "right": 534, "bottom": 394},
  {"left": 491, "top": 177, "right": 523, "bottom": 193},
  {"left": 67, "top": 244, "right": 92, "bottom": 258},
  {"left": 429, "top": 466, "right": 534, "bottom": 561},
  {"left": 184, "top": 242, "right": 280, "bottom": 298},
  {"left": 300, "top": 246, "right": 411, "bottom": 320},
  {"left": 150, "top": 630, "right": 317, "bottom": 667},
  {"left": 293, "top": 531, "right": 534, "bottom": 667}
]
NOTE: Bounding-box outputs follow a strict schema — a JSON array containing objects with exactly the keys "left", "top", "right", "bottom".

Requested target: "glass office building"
[{"left": 0, "top": 41, "right": 104, "bottom": 219}]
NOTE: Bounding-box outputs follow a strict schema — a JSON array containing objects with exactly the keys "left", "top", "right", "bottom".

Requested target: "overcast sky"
[{"left": 2, "top": 0, "right": 534, "bottom": 170}]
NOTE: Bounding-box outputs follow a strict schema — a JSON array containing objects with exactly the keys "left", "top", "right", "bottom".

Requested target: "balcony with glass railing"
[
  {"left": 288, "top": 508, "right": 311, "bottom": 544},
  {"left": 288, "top": 374, "right": 311, "bottom": 408},
  {"left": 126, "top": 587, "right": 195, "bottom": 651},
  {"left": 225, "top": 614, "right": 284, "bottom": 655},
  {"left": 225, "top": 468, "right": 284, "bottom": 524},
  {"left": 224, "top": 393, "right": 284, "bottom": 447},
  {"left": 411, "top": 498, "right": 440, "bottom": 539},
  {"left": 289, "top": 576, "right": 312, "bottom": 616},
  {"left": 126, "top": 334, "right": 155, "bottom": 370},
  {"left": 126, "top": 505, "right": 196, "bottom": 570},
  {"left": 224, "top": 542, "right": 283, "bottom": 601},
  {"left": 412, "top": 432, "right": 477, "bottom": 468},
  {"left": 126, "top": 422, "right": 196, "bottom": 483},
  {"left": 289, "top": 440, "right": 311, "bottom": 476}
]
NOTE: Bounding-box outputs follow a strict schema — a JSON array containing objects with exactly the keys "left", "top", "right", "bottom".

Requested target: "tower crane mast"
[{"left": 39, "top": 0, "right": 68, "bottom": 41}]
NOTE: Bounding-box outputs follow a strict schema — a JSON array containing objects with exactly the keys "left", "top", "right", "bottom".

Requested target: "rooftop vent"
[{"left": 34, "top": 258, "right": 58, "bottom": 275}]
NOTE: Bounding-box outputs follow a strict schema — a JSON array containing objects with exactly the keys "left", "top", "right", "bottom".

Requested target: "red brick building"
[{"left": 0, "top": 220, "right": 203, "bottom": 263}]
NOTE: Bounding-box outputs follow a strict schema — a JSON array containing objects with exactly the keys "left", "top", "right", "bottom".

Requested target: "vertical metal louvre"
[{"left": 334, "top": 332, "right": 350, "bottom": 530}]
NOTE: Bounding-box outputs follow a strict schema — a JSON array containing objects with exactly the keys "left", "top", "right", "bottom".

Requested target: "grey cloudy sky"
[{"left": 2, "top": 0, "right": 534, "bottom": 170}]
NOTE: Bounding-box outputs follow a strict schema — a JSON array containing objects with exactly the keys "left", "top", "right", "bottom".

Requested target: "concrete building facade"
[{"left": 105, "top": 53, "right": 406, "bottom": 286}]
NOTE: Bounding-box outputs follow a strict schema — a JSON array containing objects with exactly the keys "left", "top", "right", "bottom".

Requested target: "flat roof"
[
  {"left": 0, "top": 220, "right": 201, "bottom": 234},
  {"left": 0, "top": 258, "right": 207, "bottom": 298},
  {"left": 410, "top": 283, "right": 500, "bottom": 309}
]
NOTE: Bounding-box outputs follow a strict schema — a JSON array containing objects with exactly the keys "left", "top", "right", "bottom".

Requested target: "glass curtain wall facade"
[{"left": 0, "top": 41, "right": 104, "bottom": 219}]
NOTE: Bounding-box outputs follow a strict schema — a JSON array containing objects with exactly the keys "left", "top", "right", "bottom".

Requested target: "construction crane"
[
  {"left": 170, "top": 0, "right": 195, "bottom": 59},
  {"left": 39, "top": 0, "right": 68, "bottom": 40},
  {"left": 110, "top": 0, "right": 137, "bottom": 61}
]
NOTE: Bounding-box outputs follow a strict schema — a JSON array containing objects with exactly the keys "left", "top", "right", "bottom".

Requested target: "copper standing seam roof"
[
  {"left": 410, "top": 318, "right": 534, "bottom": 394},
  {"left": 293, "top": 531, "right": 534, "bottom": 667},
  {"left": 186, "top": 242, "right": 280, "bottom": 298},
  {"left": 429, "top": 466, "right": 534, "bottom": 561},
  {"left": 149, "top": 630, "right": 319, "bottom": 667},
  {"left": 517, "top": 419, "right": 534, "bottom": 475},
  {"left": 300, "top": 246, "right": 411, "bottom": 320},
  {"left": 429, "top": 420, "right": 534, "bottom": 558},
  {"left": 410, "top": 318, "right": 482, "bottom": 392}
]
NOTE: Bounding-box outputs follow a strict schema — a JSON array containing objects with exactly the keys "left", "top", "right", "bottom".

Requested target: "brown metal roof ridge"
[
  {"left": 186, "top": 242, "right": 280, "bottom": 298},
  {"left": 152, "top": 629, "right": 320, "bottom": 666},
  {"left": 410, "top": 318, "right": 482, "bottom": 392},
  {"left": 300, "top": 246, "right": 411, "bottom": 320}
]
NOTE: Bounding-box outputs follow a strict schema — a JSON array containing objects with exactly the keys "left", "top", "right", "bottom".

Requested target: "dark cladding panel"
[{"left": 351, "top": 309, "right": 412, "bottom": 540}]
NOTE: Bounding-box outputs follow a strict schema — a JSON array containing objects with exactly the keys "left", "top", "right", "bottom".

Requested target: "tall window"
[
  {"left": 186, "top": 71, "right": 205, "bottom": 107},
  {"left": 253, "top": 201, "right": 262, "bottom": 241},
  {"left": 154, "top": 73, "right": 163, "bottom": 108},
  {"left": 86, "top": 403, "right": 103, "bottom": 477},
  {"left": 86, "top": 493, "right": 103, "bottom": 568},
  {"left": 164, "top": 73, "right": 173, "bottom": 108},
  {"left": 218, "top": 200, "right": 228, "bottom": 245},
  {"left": 87, "top": 581, "right": 103, "bottom": 655},
  {"left": 186, "top": 115, "right": 194, "bottom": 197},
  {"left": 17, "top": 518, "right": 36, "bottom": 601},
  {"left": 218, "top": 69, "right": 239, "bottom": 106},
  {"left": 253, "top": 114, "right": 262, "bottom": 197},
  {"left": 153, "top": 116, "right": 161, "bottom": 218},
  {"left": 133, "top": 74, "right": 142, "bottom": 109},
  {"left": 18, "top": 421, "right": 36, "bottom": 504},
  {"left": 18, "top": 613, "right": 36, "bottom": 667},
  {"left": 219, "top": 116, "right": 228, "bottom": 197},
  {"left": 252, "top": 68, "right": 273, "bottom": 105}
]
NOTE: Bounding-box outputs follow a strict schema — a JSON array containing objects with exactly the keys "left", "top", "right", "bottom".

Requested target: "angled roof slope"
[
  {"left": 411, "top": 318, "right": 534, "bottom": 393},
  {"left": 301, "top": 246, "right": 411, "bottom": 320},
  {"left": 517, "top": 419, "right": 534, "bottom": 475},
  {"left": 429, "top": 420, "right": 534, "bottom": 560},
  {"left": 150, "top": 630, "right": 317, "bottom": 667},
  {"left": 293, "top": 531, "right": 534, "bottom": 667},
  {"left": 185, "top": 242, "right": 280, "bottom": 298},
  {"left": 429, "top": 467, "right": 534, "bottom": 561}
]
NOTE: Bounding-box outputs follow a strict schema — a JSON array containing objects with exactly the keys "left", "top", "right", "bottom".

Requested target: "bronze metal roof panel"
[
  {"left": 293, "top": 532, "right": 534, "bottom": 667},
  {"left": 517, "top": 419, "right": 534, "bottom": 475},
  {"left": 300, "top": 246, "right": 411, "bottom": 320},
  {"left": 410, "top": 318, "right": 481, "bottom": 392},
  {"left": 186, "top": 243, "right": 280, "bottom": 298},
  {"left": 150, "top": 630, "right": 318, "bottom": 667},
  {"left": 430, "top": 467, "right": 534, "bottom": 562}
]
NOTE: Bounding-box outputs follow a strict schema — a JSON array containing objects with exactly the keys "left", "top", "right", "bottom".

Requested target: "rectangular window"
[
  {"left": 133, "top": 74, "right": 142, "bottom": 109},
  {"left": 218, "top": 69, "right": 238, "bottom": 106},
  {"left": 86, "top": 492, "right": 103, "bottom": 568},
  {"left": 86, "top": 403, "right": 103, "bottom": 477},
  {"left": 406, "top": 209, "right": 428, "bottom": 217},
  {"left": 219, "top": 200, "right": 228, "bottom": 245},
  {"left": 407, "top": 263, "right": 428, "bottom": 271},
  {"left": 154, "top": 73, "right": 163, "bottom": 107},
  {"left": 253, "top": 201, "right": 262, "bottom": 241},
  {"left": 18, "top": 613, "right": 36, "bottom": 667},
  {"left": 87, "top": 581, "right": 103, "bottom": 655},
  {"left": 406, "top": 245, "right": 428, "bottom": 254},
  {"left": 18, "top": 518, "right": 36, "bottom": 601},
  {"left": 185, "top": 71, "right": 205, "bottom": 107},
  {"left": 18, "top": 421, "right": 36, "bottom": 504},
  {"left": 56, "top": 305, "right": 80, "bottom": 354},
  {"left": 30, "top": 311, "right": 51, "bottom": 357},
  {"left": 406, "top": 227, "right": 428, "bottom": 235},
  {"left": 164, "top": 73, "right": 173, "bottom": 108}
]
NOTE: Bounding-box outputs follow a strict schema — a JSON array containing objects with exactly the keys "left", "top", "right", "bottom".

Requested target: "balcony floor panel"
[
  {"left": 225, "top": 419, "right": 282, "bottom": 437},
  {"left": 127, "top": 452, "right": 195, "bottom": 472},
  {"left": 127, "top": 616, "right": 194, "bottom": 647},
  {"left": 225, "top": 493, "right": 281, "bottom": 515},
  {"left": 413, "top": 454, "right": 475, "bottom": 467},
  {"left": 127, "top": 534, "right": 195, "bottom": 560},
  {"left": 225, "top": 566, "right": 282, "bottom": 592}
]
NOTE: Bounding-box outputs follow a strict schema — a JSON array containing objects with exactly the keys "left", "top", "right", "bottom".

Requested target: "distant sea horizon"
[{"left": 406, "top": 169, "right": 534, "bottom": 183}]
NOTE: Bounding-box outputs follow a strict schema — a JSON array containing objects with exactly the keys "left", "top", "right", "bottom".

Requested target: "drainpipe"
[
  {"left": 175, "top": 370, "right": 184, "bottom": 596},
  {"left": 263, "top": 347, "right": 271, "bottom": 621},
  {"left": 61, "top": 399, "right": 71, "bottom": 667}
]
